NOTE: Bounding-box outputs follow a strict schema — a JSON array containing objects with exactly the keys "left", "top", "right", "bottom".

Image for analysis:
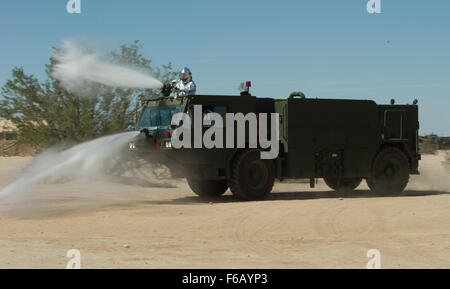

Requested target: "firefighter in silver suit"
[{"left": 172, "top": 67, "right": 196, "bottom": 98}]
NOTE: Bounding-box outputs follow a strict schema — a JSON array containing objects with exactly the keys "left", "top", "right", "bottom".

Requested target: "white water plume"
[
  {"left": 51, "top": 39, "right": 163, "bottom": 90},
  {"left": 0, "top": 131, "right": 139, "bottom": 199}
]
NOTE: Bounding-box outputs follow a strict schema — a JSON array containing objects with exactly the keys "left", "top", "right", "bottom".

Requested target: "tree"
[{"left": 0, "top": 40, "right": 176, "bottom": 149}]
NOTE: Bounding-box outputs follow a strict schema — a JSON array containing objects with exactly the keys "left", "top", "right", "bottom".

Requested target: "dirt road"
[{"left": 0, "top": 154, "right": 449, "bottom": 268}]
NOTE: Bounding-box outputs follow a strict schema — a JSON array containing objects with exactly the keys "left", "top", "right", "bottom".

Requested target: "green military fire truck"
[{"left": 131, "top": 83, "right": 420, "bottom": 201}]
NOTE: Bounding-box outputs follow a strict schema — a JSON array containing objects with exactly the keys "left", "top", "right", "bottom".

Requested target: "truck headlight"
[{"left": 165, "top": 141, "right": 172, "bottom": 148}]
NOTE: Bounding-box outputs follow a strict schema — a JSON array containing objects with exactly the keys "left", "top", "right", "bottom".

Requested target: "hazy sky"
[{"left": 0, "top": 0, "right": 449, "bottom": 135}]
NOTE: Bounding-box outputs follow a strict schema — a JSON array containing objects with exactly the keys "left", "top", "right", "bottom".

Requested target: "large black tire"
[
  {"left": 228, "top": 150, "right": 275, "bottom": 201},
  {"left": 366, "top": 147, "right": 410, "bottom": 195},
  {"left": 186, "top": 178, "right": 228, "bottom": 198},
  {"left": 323, "top": 177, "right": 362, "bottom": 192}
]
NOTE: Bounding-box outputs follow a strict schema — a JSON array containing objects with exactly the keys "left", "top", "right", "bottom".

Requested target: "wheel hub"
[
  {"left": 247, "top": 160, "right": 268, "bottom": 190},
  {"left": 384, "top": 162, "right": 397, "bottom": 180}
]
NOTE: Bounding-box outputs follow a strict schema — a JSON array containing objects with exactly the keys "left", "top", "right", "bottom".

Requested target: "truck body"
[{"left": 131, "top": 93, "right": 420, "bottom": 200}]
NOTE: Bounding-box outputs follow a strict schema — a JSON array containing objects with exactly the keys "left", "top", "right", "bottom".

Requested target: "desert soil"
[{"left": 0, "top": 153, "right": 449, "bottom": 268}]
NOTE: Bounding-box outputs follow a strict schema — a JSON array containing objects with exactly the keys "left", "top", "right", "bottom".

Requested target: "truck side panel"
[
  {"left": 284, "top": 99, "right": 381, "bottom": 178},
  {"left": 377, "top": 105, "right": 420, "bottom": 173}
]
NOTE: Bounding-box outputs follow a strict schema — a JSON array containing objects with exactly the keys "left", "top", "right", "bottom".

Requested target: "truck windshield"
[{"left": 138, "top": 105, "right": 181, "bottom": 129}]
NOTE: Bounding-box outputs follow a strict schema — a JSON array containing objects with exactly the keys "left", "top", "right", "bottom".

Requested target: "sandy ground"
[{"left": 0, "top": 153, "right": 449, "bottom": 269}]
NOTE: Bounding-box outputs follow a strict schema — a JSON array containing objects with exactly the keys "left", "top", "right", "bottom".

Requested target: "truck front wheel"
[
  {"left": 186, "top": 178, "right": 228, "bottom": 198},
  {"left": 323, "top": 177, "right": 362, "bottom": 192},
  {"left": 229, "top": 150, "right": 275, "bottom": 201},
  {"left": 366, "top": 147, "right": 410, "bottom": 195}
]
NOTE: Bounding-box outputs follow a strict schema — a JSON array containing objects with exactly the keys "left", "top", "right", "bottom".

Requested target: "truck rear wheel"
[
  {"left": 323, "top": 177, "right": 362, "bottom": 192},
  {"left": 228, "top": 150, "right": 275, "bottom": 201},
  {"left": 366, "top": 147, "right": 410, "bottom": 195},
  {"left": 186, "top": 178, "right": 228, "bottom": 198}
]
